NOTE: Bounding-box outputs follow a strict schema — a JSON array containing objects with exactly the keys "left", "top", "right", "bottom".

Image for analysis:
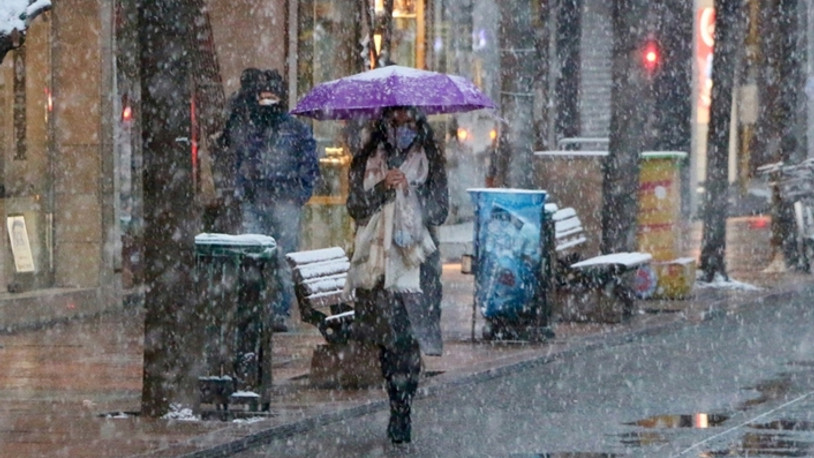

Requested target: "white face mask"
[{"left": 258, "top": 98, "right": 280, "bottom": 106}]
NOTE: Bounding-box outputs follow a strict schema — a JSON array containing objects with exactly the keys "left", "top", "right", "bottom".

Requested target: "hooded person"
[
  {"left": 218, "top": 67, "right": 264, "bottom": 150},
  {"left": 226, "top": 68, "right": 320, "bottom": 332}
]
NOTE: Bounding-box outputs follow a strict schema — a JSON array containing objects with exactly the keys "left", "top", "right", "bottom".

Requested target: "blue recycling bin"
[{"left": 468, "top": 188, "right": 552, "bottom": 339}]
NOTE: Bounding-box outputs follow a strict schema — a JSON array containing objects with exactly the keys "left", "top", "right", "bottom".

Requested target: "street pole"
[{"left": 602, "top": 0, "right": 647, "bottom": 254}]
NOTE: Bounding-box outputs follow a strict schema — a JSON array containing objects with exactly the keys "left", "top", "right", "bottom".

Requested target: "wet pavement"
[{"left": 0, "top": 217, "right": 811, "bottom": 457}]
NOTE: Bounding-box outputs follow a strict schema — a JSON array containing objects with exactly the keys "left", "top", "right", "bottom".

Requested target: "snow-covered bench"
[
  {"left": 285, "top": 247, "right": 380, "bottom": 388},
  {"left": 551, "top": 207, "right": 652, "bottom": 320},
  {"left": 285, "top": 247, "right": 355, "bottom": 344}
]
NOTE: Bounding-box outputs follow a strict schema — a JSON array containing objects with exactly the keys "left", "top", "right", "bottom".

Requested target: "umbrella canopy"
[{"left": 291, "top": 65, "right": 496, "bottom": 120}]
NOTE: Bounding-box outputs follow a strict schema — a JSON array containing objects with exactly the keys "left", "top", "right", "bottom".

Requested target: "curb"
[{"left": 172, "top": 282, "right": 814, "bottom": 457}]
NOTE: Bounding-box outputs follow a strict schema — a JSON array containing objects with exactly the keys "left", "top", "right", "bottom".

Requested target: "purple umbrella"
[{"left": 291, "top": 65, "right": 496, "bottom": 120}]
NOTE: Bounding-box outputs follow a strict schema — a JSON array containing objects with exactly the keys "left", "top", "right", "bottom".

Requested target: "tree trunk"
[
  {"left": 533, "top": 0, "right": 553, "bottom": 152},
  {"left": 601, "top": 0, "right": 646, "bottom": 254},
  {"left": 699, "top": 0, "right": 744, "bottom": 282},
  {"left": 380, "top": 0, "right": 395, "bottom": 66},
  {"left": 496, "top": 0, "right": 537, "bottom": 189},
  {"left": 653, "top": 2, "right": 693, "bottom": 218},
  {"left": 553, "top": 0, "right": 580, "bottom": 142},
  {"left": 760, "top": 0, "right": 804, "bottom": 270},
  {"left": 138, "top": 0, "right": 200, "bottom": 417}
]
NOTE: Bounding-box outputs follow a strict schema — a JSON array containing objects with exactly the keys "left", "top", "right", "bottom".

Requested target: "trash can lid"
[
  {"left": 466, "top": 188, "right": 548, "bottom": 195},
  {"left": 640, "top": 151, "right": 688, "bottom": 160},
  {"left": 194, "top": 233, "right": 277, "bottom": 259}
]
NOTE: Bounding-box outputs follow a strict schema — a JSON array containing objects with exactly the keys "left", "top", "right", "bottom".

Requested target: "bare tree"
[
  {"left": 601, "top": 0, "right": 647, "bottom": 253},
  {"left": 758, "top": 0, "right": 805, "bottom": 271},
  {"left": 138, "top": 0, "right": 201, "bottom": 416},
  {"left": 495, "top": 0, "right": 537, "bottom": 189},
  {"left": 699, "top": 0, "right": 745, "bottom": 282},
  {"left": 533, "top": 0, "right": 554, "bottom": 152}
]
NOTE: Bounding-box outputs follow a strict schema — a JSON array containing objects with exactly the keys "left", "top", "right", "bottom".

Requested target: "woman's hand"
[{"left": 384, "top": 169, "right": 407, "bottom": 191}]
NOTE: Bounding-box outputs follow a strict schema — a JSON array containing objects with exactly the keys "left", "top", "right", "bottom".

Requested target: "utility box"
[{"left": 637, "top": 151, "right": 694, "bottom": 299}]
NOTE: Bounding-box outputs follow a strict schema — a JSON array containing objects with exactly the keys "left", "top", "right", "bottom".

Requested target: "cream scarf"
[{"left": 346, "top": 144, "right": 437, "bottom": 293}]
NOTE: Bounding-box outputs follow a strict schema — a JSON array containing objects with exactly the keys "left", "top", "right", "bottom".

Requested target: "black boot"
[
  {"left": 379, "top": 335, "right": 420, "bottom": 445},
  {"left": 386, "top": 377, "right": 416, "bottom": 444},
  {"left": 387, "top": 402, "right": 411, "bottom": 444}
]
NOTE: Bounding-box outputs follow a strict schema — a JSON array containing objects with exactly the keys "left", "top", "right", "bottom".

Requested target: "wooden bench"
[
  {"left": 285, "top": 247, "right": 380, "bottom": 388},
  {"left": 551, "top": 206, "right": 652, "bottom": 321},
  {"left": 285, "top": 247, "right": 355, "bottom": 345}
]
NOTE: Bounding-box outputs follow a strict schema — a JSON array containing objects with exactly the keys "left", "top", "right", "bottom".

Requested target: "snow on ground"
[
  {"left": 162, "top": 403, "right": 201, "bottom": 422},
  {"left": 694, "top": 272, "right": 763, "bottom": 291},
  {"left": 232, "top": 417, "right": 266, "bottom": 424}
]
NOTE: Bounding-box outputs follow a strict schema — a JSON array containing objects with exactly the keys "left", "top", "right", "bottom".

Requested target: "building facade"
[
  {"left": 0, "top": 0, "right": 293, "bottom": 328},
  {"left": 8, "top": 0, "right": 806, "bottom": 326}
]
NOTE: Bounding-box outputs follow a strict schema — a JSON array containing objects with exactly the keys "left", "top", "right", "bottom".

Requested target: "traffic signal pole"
[{"left": 602, "top": 0, "right": 649, "bottom": 254}]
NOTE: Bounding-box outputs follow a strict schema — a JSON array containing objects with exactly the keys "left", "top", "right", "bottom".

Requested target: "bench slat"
[
  {"left": 302, "top": 273, "right": 346, "bottom": 296},
  {"left": 306, "top": 290, "right": 351, "bottom": 309},
  {"left": 570, "top": 252, "right": 652, "bottom": 269},
  {"left": 552, "top": 208, "right": 587, "bottom": 252},
  {"left": 325, "top": 310, "right": 355, "bottom": 323},
  {"left": 286, "top": 247, "right": 347, "bottom": 265},
  {"left": 556, "top": 225, "right": 584, "bottom": 238},
  {"left": 555, "top": 236, "right": 587, "bottom": 252},
  {"left": 552, "top": 207, "right": 577, "bottom": 220},
  {"left": 293, "top": 259, "right": 350, "bottom": 283}
]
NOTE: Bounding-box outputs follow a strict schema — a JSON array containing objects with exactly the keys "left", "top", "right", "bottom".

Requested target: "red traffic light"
[
  {"left": 121, "top": 93, "right": 133, "bottom": 122},
  {"left": 642, "top": 39, "right": 661, "bottom": 74}
]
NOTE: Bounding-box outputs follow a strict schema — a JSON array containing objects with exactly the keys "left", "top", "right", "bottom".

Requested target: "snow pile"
[
  {"left": 162, "top": 403, "right": 200, "bottom": 422},
  {"left": 0, "top": 0, "right": 51, "bottom": 35},
  {"left": 694, "top": 272, "right": 763, "bottom": 291},
  {"left": 232, "top": 416, "right": 266, "bottom": 424}
]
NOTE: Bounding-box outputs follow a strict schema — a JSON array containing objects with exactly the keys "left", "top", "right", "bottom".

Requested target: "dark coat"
[
  {"left": 227, "top": 111, "right": 320, "bottom": 207},
  {"left": 346, "top": 117, "right": 448, "bottom": 355}
]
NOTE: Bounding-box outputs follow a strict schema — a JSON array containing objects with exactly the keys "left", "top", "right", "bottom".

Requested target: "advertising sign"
[
  {"left": 468, "top": 189, "right": 547, "bottom": 320},
  {"left": 696, "top": 7, "right": 715, "bottom": 124},
  {"left": 7, "top": 215, "right": 35, "bottom": 273}
]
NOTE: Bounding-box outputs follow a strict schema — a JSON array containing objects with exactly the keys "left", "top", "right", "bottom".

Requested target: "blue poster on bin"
[{"left": 468, "top": 189, "right": 548, "bottom": 320}]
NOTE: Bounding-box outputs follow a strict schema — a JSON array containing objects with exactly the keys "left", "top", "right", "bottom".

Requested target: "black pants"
[{"left": 379, "top": 297, "right": 421, "bottom": 409}]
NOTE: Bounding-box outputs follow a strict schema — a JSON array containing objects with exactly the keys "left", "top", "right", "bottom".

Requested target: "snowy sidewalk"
[{"left": 0, "top": 217, "right": 811, "bottom": 457}]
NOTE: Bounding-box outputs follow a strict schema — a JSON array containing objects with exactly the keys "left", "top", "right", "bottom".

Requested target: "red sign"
[{"left": 696, "top": 7, "right": 715, "bottom": 124}]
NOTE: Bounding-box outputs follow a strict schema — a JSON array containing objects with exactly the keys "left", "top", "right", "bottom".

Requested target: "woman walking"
[{"left": 345, "top": 106, "right": 448, "bottom": 445}]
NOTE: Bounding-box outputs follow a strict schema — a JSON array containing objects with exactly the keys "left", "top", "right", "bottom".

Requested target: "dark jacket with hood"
[{"left": 223, "top": 70, "right": 319, "bottom": 207}]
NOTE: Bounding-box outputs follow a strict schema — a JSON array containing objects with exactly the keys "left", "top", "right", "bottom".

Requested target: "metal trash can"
[
  {"left": 467, "top": 188, "right": 554, "bottom": 341},
  {"left": 194, "top": 233, "right": 277, "bottom": 413}
]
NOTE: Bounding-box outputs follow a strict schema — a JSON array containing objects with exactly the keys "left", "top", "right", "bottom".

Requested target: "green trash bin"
[{"left": 194, "top": 233, "right": 277, "bottom": 413}]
